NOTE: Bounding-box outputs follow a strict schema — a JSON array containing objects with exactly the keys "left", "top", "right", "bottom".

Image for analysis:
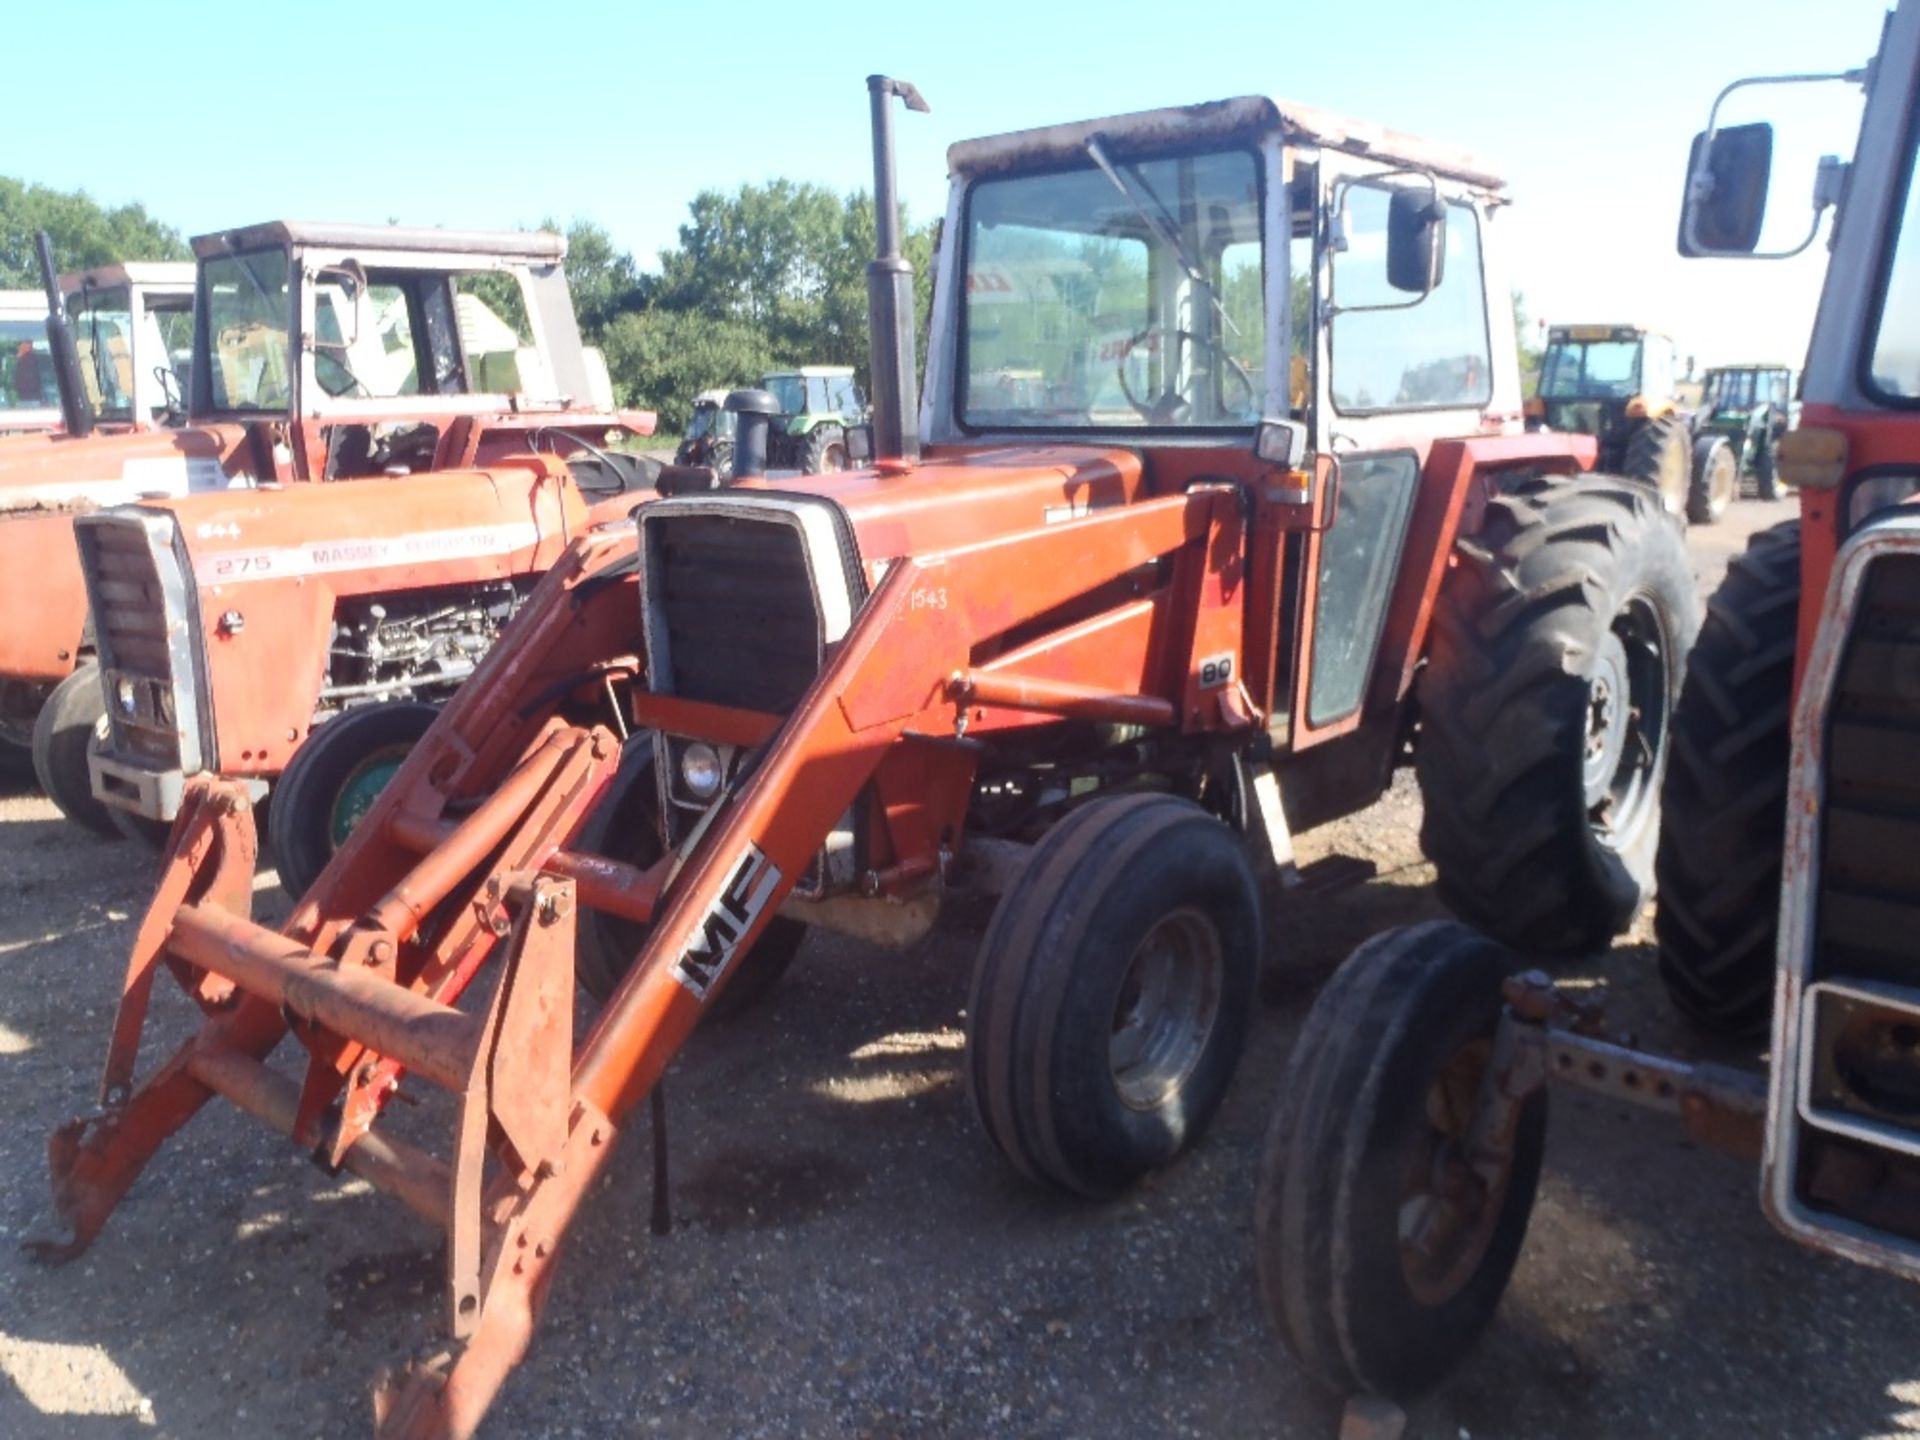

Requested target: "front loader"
[
  {"left": 1255, "top": 3, "right": 1920, "bottom": 1408},
  {"left": 37, "top": 78, "right": 1694, "bottom": 1437}
]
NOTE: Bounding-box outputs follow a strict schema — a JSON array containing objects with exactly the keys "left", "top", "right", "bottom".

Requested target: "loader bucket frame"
[{"left": 38, "top": 480, "right": 1244, "bottom": 1437}]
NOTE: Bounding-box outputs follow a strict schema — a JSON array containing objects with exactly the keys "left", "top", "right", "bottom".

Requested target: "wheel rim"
[
  {"left": 1398, "top": 1037, "right": 1511, "bottom": 1306},
  {"left": 327, "top": 742, "right": 413, "bottom": 849},
  {"left": 1108, "top": 907, "right": 1224, "bottom": 1111},
  {"left": 1708, "top": 447, "right": 1737, "bottom": 513},
  {"left": 1584, "top": 594, "right": 1670, "bottom": 850},
  {"left": 822, "top": 442, "right": 848, "bottom": 472}
]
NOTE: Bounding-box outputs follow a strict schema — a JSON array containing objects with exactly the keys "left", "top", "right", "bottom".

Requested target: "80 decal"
[{"left": 1197, "top": 653, "right": 1235, "bottom": 689}]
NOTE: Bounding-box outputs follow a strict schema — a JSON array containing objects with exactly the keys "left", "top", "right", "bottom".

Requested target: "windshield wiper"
[{"left": 1085, "top": 134, "right": 1239, "bottom": 339}]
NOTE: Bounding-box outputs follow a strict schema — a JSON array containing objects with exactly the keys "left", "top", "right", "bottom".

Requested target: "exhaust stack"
[
  {"left": 36, "top": 232, "right": 93, "bottom": 439},
  {"left": 865, "top": 75, "right": 929, "bottom": 469}
]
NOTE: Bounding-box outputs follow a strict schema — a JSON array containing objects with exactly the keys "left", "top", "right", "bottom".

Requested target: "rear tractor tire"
[
  {"left": 967, "top": 792, "right": 1260, "bottom": 1199},
  {"left": 1255, "top": 920, "right": 1546, "bottom": 1400},
  {"left": 32, "top": 662, "right": 118, "bottom": 838},
  {"left": 572, "top": 734, "right": 804, "bottom": 1020},
  {"left": 800, "top": 424, "right": 849, "bottom": 475},
  {"left": 1621, "top": 412, "right": 1692, "bottom": 520},
  {"left": 1688, "top": 436, "right": 1738, "bottom": 524},
  {"left": 1417, "top": 473, "right": 1699, "bottom": 957},
  {"left": 1654, "top": 521, "right": 1800, "bottom": 1034},
  {"left": 267, "top": 701, "right": 440, "bottom": 900}
]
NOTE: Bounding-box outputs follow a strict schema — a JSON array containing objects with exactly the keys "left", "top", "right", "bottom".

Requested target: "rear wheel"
[
  {"left": 32, "top": 662, "right": 118, "bottom": 837},
  {"left": 1655, "top": 521, "right": 1800, "bottom": 1033},
  {"left": 800, "top": 424, "right": 848, "bottom": 475},
  {"left": 1621, "top": 413, "right": 1691, "bottom": 520},
  {"left": 572, "top": 734, "right": 804, "bottom": 1018},
  {"left": 1255, "top": 920, "right": 1545, "bottom": 1400},
  {"left": 1688, "top": 436, "right": 1737, "bottom": 524},
  {"left": 267, "top": 702, "right": 440, "bottom": 899},
  {"left": 1417, "top": 473, "right": 1699, "bottom": 956},
  {"left": 967, "top": 792, "right": 1260, "bottom": 1198}
]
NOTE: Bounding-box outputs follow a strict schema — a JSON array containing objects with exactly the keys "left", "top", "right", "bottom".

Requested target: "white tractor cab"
[
  {"left": 63, "top": 262, "right": 198, "bottom": 427},
  {"left": 191, "top": 221, "right": 634, "bottom": 479},
  {"left": 0, "top": 290, "right": 59, "bottom": 434}
]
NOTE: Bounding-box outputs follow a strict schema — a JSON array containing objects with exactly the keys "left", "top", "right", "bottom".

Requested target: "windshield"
[
  {"left": 1538, "top": 340, "right": 1640, "bottom": 399},
  {"left": 0, "top": 321, "right": 56, "bottom": 413},
  {"left": 764, "top": 374, "right": 806, "bottom": 416},
  {"left": 1705, "top": 369, "right": 1757, "bottom": 409},
  {"left": 204, "top": 248, "right": 292, "bottom": 412},
  {"left": 1868, "top": 128, "right": 1920, "bottom": 399},
  {"left": 67, "top": 284, "right": 139, "bottom": 417},
  {"left": 962, "top": 146, "right": 1264, "bottom": 430}
]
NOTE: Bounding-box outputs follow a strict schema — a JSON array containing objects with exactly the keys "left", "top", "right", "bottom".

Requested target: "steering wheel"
[
  {"left": 1117, "top": 327, "right": 1257, "bottom": 425},
  {"left": 153, "top": 364, "right": 183, "bottom": 418}
]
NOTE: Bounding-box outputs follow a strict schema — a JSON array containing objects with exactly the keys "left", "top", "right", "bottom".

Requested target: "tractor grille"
[
  {"left": 75, "top": 512, "right": 205, "bottom": 774},
  {"left": 641, "top": 510, "right": 825, "bottom": 714},
  {"left": 1815, "top": 553, "right": 1920, "bottom": 988}
]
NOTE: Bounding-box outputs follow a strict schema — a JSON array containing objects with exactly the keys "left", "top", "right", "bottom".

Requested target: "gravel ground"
[{"left": 3, "top": 495, "right": 1915, "bottom": 1440}]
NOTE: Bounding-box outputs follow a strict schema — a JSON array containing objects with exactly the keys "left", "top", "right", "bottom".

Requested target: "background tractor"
[
  {"left": 1255, "top": 3, "right": 1920, "bottom": 1412},
  {"left": 35, "top": 79, "right": 1694, "bottom": 1439},
  {"left": 1, "top": 221, "right": 654, "bottom": 823},
  {"left": 762, "top": 364, "right": 864, "bottom": 471},
  {"left": 1690, "top": 361, "right": 1796, "bottom": 507},
  {"left": 671, "top": 387, "right": 734, "bottom": 473},
  {"left": 1531, "top": 322, "right": 1697, "bottom": 519}
]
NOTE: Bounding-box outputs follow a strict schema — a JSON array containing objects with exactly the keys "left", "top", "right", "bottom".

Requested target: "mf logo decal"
[
  {"left": 1198, "top": 652, "right": 1235, "bottom": 689},
  {"left": 671, "top": 844, "right": 783, "bottom": 1001},
  {"left": 192, "top": 521, "right": 540, "bottom": 585}
]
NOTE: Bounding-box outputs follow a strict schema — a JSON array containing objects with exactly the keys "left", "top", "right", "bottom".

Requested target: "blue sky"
[{"left": 11, "top": 0, "right": 1889, "bottom": 368}]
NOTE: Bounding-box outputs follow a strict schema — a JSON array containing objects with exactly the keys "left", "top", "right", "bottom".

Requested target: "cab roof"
[
  {"left": 62, "top": 261, "right": 196, "bottom": 295},
  {"left": 763, "top": 365, "right": 857, "bottom": 379},
  {"left": 190, "top": 222, "right": 567, "bottom": 263},
  {"left": 948, "top": 95, "right": 1506, "bottom": 192}
]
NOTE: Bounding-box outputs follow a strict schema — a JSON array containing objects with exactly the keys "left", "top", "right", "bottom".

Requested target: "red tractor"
[
  {"left": 1254, "top": 2, "right": 1920, "bottom": 1408},
  {"left": 1, "top": 221, "right": 654, "bottom": 827},
  {"left": 35, "top": 79, "right": 1693, "bottom": 1437}
]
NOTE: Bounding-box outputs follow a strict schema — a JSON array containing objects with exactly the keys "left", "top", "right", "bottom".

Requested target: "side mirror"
[
  {"left": 313, "top": 264, "right": 365, "bottom": 349},
  {"left": 1254, "top": 417, "right": 1307, "bottom": 469},
  {"left": 1678, "top": 122, "right": 1772, "bottom": 256},
  {"left": 1387, "top": 187, "right": 1446, "bottom": 294}
]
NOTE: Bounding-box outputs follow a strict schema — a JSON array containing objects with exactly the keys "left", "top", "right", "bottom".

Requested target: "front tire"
[
  {"left": 267, "top": 702, "right": 440, "bottom": 899},
  {"left": 1688, "top": 436, "right": 1737, "bottom": 524},
  {"left": 1255, "top": 920, "right": 1545, "bottom": 1400},
  {"left": 1655, "top": 521, "right": 1800, "bottom": 1033},
  {"left": 967, "top": 792, "right": 1259, "bottom": 1198},
  {"left": 32, "top": 662, "right": 117, "bottom": 837},
  {"left": 1417, "top": 473, "right": 1699, "bottom": 956},
  {"left": 1621, "top": 413, "right": 1692, "bottom": 520},
  {"left": 1754, "top": 437, "right": 1781, "bottom": 500}
]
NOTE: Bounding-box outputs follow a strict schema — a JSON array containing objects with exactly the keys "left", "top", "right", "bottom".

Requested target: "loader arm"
[{"left": 39, "top": 482, "right": 1245, "bottom": 1439}]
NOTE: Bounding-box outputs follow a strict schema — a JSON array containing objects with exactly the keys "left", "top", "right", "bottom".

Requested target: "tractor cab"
[
  {"left": 190, "top": 221, "right": 639, "bottom": 482},
  {"left": 760, "top": 365, "right": 865, "bottom": 472},
  {"left": 0, "top": 290, "right": 59, "bottom": 435},
  {"left": 1692, "top": 361, "right": 1797, "bottom": 502},
  {"left": 672, "top": 388, "right": 738, "bottom": 474},
  {"left": 62, "top": 262, "right": 197, "bottom": 427},
  {"left": 1529, "top": 322, "right": 1696, "bottom": 517}
]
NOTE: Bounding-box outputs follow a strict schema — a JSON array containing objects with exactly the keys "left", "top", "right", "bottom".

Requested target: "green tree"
[
  {"left": 551, "top": 218, "right": 642, "bottom": 336},
  {"left": 0, "top": 177, "right": 187, "bottom": 287},
  {"left": 598, "top": 308, "right": 774, "bottom": 431},
  {"left": 1513, "top": 290, "right": 1543, "bottom": 384}
]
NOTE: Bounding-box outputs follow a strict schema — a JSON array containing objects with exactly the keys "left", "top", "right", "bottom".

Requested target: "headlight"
[
  {"left": 114, "top": 676, "right": 137, "bottom": 716},
  {"left": 1847, "top": 474, "right": 1920, "bottom": 531},
  {"left": 679, "top": 741, "right": 723, "bottom": 801}
]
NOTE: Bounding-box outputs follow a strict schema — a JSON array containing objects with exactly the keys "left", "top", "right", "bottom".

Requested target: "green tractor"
[
  {"left": 1689, "top": 363, "right": 1796, "bottom": 509},
  {"left": 1531, "top": 323, "right": 1696, "bottom": 521},
  {"left": 672, "top": 388, "right": 736, "bottom": 474},
  {"left": 762, "top": 365, "right": 865, "bottom": 473}
]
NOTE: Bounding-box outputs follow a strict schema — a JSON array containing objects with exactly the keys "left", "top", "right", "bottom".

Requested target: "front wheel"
[
  {"left": 1417, "top": 473, "right": 1699, "bottom": 956},
  {"left": 32, "top": 662, "right": 118, "bottom": 837},
  {"left": 800, "top": 424, "right": 848, "bottom": 475},
  {"left": 1688, "top": 436, "right": 1737, "bottom": 524},
  {"left": 1255, "top": 920, "right": 1546, "bottom": 1400},
  {"left": 267, "top": 702, "right": 440, "bottom": 899},
  {"left": 967, "top": 792, "right": 1260, "bottom": 1198}
]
